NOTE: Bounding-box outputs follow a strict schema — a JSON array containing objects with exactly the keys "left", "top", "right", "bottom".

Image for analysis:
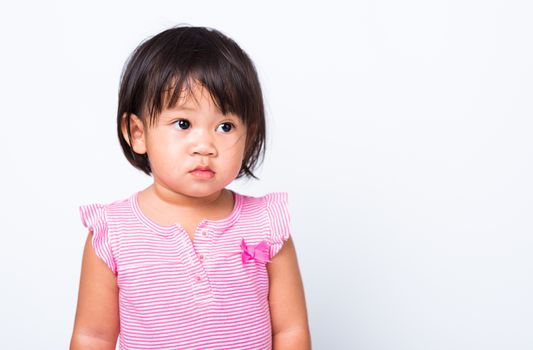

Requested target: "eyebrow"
[
  {"left": 164, "top": 106, "right": 232, "bottom": 116},
  {"left": 167, "top": 104, "right": 196, "bottom": 112},
  {"left": 161, "top": 107, "right": 241, "bottom": 121}
]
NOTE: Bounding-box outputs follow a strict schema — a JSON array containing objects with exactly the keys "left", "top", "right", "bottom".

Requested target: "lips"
[{"left": 189, "top": 166, "right": 215, "bottom": 179}]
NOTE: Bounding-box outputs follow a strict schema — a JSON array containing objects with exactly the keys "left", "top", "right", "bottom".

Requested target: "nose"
[{"left": 189, "top": 130, "right": 217, "bottom": 157}]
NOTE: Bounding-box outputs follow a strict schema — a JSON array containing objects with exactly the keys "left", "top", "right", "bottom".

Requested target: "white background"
[{"left": 1, "top": 0, "right": 532, "bottom": 349}]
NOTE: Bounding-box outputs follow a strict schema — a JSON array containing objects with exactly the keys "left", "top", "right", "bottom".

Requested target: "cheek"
[
  {"left": 234, "top": 132, "right": 247, "bottom": 154},
  {"left": 232, "top": 137, "right": 247, "bottom": 163},
  {"left": 219, "top": 134, "right": 246, "bottom": 155},
  {"left": 219, "top": 138, "right": 246, "bottom": 174},
  {"left": 146, "top": 137, "right": 186, "bottom": 168}
]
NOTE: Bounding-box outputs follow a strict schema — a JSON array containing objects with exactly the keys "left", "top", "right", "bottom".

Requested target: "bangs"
[{"left": 139, "top": 28, "right": 260, "bottom": 127}]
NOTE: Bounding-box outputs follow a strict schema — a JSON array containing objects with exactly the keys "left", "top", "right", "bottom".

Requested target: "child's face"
[{"left": 131, "top": 84, "right": 247, "bottom": 199}]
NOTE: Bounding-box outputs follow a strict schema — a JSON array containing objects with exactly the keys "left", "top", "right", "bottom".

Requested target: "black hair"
[{"left": 117, "top": 26, "right": 266, "bottom": 179}]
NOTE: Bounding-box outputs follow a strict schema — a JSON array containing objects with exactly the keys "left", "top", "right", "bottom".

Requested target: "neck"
[{"left": 144, "top": 182, "right": 226, "bottom": 211}]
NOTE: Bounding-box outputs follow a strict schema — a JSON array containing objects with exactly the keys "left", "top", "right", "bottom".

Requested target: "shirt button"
[
  {"left": 195, "top": 275, "right": 202, "bottom": 282},
  {"left": 201, "top": 230, "right": 208, "bottom": 237},
  {"left": 198, "top": 254, "right": 204, "bottom": 261}
]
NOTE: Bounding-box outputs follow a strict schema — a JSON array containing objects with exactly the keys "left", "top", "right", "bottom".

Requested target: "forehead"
[
  {"left": 157, "top": 83, "right": 241, "bottom": 122},
  {"left": 162, "top": 80, "right": 236, "bottom": 113},
  {"left": 161, "top": 84, "right": 216, "bottom": 114},
  {"left": 144, "top": 74, "right": 245, "bottom": 127},
  {"left": 165, "top": 81, "right": 210, "bottom": 107}
]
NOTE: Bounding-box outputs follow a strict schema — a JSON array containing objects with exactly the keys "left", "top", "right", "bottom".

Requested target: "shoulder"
[
  {"left": 237, "top": 191, "right": 289, "bottom": 209},
  {"left": 85, "top": 194, "right": 133, "bottom": 211},
  {"left": 234, "top": 191, "right": 290, "bottom": 221},
  {"left": 79, "top": 193, "right": 135, "bottom": 222}
]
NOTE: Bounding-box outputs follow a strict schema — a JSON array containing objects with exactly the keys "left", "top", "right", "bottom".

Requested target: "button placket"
[
  {"left": 188, "top": 224, "right": 214, "bottom": 305},
  {"left": 195, "top": 227, "right": 210, "bottom": 263},
  {"left": 191, "top": 267, "right": 212, "bottom": 299}
]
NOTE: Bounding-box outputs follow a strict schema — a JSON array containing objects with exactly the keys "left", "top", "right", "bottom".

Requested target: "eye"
[
  {"left": 173, "top": 119, "right": 190, "bottom": 130},
  {"left": 216, "top": 122, "right": 234, "bottom": 133}
]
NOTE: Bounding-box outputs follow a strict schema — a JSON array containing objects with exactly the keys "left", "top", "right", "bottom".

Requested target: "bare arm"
[
  {"left": 267, "top": 236, "right": 312, "bottom": 350},
  {"left": 70, "top": 232, "right": 120, "bottom": 350}
]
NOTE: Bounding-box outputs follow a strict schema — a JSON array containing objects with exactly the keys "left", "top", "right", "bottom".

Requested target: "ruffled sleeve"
[
  {"left": 79, "top": 204, "right": 117, "bottom": 274},
  {"left": 264, "top": 192, "right": 291, "bottom": 260}
]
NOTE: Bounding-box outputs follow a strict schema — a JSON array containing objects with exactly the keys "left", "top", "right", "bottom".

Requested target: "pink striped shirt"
[{"left": 79, "top": 191, "right": 290, "bottom": 350}]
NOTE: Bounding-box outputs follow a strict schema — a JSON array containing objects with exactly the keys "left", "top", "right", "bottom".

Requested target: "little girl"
[{"left": 70, "top": 26, "right": 311, "bottom": 350}]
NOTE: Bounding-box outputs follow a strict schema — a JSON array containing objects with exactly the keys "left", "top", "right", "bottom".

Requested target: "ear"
[{"left": 121, "top": 113, "right": 147, "bottom": 154}]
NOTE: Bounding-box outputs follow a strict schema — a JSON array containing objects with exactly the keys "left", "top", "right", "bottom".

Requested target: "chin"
[{"left": 180, "top": 187, "right": 225, "bottom": 198}]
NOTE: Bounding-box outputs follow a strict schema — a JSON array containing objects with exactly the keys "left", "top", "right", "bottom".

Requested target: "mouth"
[{"left": 189, "top": 166, "right": 215, "bottom": 179}]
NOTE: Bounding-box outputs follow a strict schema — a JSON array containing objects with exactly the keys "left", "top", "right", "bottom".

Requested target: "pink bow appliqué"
[{"left": 240, "top": 238, "right": 271, "bottom": 264}]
